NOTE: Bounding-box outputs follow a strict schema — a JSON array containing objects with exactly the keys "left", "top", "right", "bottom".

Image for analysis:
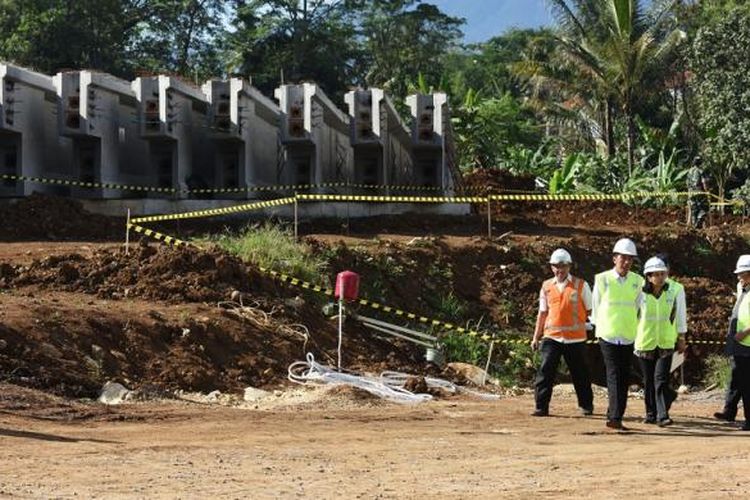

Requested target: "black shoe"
[
  {"left": 579, "top": 407, "right": 594, "bottom": 416},
  {"left": 666, "top": 390, "right": 677, "bottom": 410},
  {"left": 531, "top": 409, "right": 549, "bottom": 417},
  {"left": 657, "top": 418, "right": 673, "bottom": 427},
  {"left": 741, "top": 423, "right": 750, "bottom": 431},
  {"left": 606, "top": 420, "right": 627, "bottom": 431},
  {"left": 642, "top": 417, "right": 657, "bottom": 425},
  {"left": 714, "top": 412, "right": 736, "bottom": 422}
]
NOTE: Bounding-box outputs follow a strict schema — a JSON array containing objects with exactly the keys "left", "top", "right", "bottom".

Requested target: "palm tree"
[{"left": 545, "top": 0, "right": 685, "bottom": 172}]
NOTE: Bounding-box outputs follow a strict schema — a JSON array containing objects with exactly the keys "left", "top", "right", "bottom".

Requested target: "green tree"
[
  {"left": 447, "top": 28, "right": 557, "bottom": 99},
  {"left": 0, "top": 0, "right": 149, "bottom": 77},
  {"left": 691, "top": 8, "right": 750, "bottom": 201},
  {"left": 226, "top": 0, "right": 362, "bottom": 99},
  {"left": 452, "top": 89, "right": 543, "bottom": 170},
  {"left": 359, "top": 0, "right": 463, "bottom": 101},
  {"left": 543, "top": 0, "right": 685, "bottom": 171},
  {"left": 129, "top": 0, "right": 227, "bottom": 81}
]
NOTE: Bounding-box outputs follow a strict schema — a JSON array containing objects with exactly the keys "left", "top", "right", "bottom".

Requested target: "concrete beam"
[
  {"left": 1, "top": 63, "right": 74, "bottom": 196},
  {"left": 406, "top": 93, "right": 450, "bottom": 190},
  {"left": 275, "top": 83, "right": 353, "bottom": 188},
  {"left": 345, "top": 89, "right": 413, "bottom": 188}
]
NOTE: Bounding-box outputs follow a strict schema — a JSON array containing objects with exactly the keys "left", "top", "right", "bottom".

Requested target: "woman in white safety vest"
[{"left": 634, "top": 256, "right": 687, "bottom": 427}]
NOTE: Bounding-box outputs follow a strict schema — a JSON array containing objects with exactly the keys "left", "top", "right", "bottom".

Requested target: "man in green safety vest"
[
  {"left": 592, "top": 238, "right": 644, "bottom": 431},
  {"left": 725, "top": 255, "right": 750, "bottom": 431}
]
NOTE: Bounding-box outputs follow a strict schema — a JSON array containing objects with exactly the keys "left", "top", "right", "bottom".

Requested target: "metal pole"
[
  {"left": 293, "top": 196, "right": 299, "bottom": 240},
  {"left": 337, "top": 283, "right": 345, "bottom": 370},
  {"left": 125, "top": 208, "right": 131, "bottom": 256},
  {"left": 487, "top": 198, "right": 492, "bottom": 239},
  {"left": 482, "top": 340, "right": 496, "bottom": 385},
  {"left": 743, "top": 202, "right": 746, "bottom": 225}
]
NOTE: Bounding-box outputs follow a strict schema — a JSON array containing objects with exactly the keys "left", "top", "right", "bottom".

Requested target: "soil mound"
[
  {"left": 0, "top": 194, "right": 122, "bottom": 241},
  {"left": 4, "top": 244, "right": 273, "bottom": 303},
  {"left": 463, "top": 168, "right": 536, "bottom": 194}
]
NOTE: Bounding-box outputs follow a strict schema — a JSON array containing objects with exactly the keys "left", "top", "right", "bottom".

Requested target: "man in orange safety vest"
[{"left": 530, "top": 248, "right": 594, "bottom": 417}]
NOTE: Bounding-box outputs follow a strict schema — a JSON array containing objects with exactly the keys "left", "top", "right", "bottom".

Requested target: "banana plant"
[{"left": 548, "top": 153, "right": 580, "bottom": 194}]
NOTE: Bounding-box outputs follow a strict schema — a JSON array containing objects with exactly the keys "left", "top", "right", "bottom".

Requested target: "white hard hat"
[
  {"left": 613, "top": 238, "right": 638, "bottom": 256},
  {"left": 549, "top": 248, "right": 572, "bottom": 265},
  {"left": 735, "top": 255, "right": 750, "bottom": 274},
  {"left": 643, "top": 256, "right": 668, "bottom": 274}
]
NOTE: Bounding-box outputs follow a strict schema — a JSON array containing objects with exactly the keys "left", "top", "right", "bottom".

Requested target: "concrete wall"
[
  {"left": 346, "top": 89, "right": 413, "bottom": 190},
  {"left": 0, "top": 61, "right": 457, "bottom": 201},
  {"left": 54, "top": 71, "right": 150, "bottom": 198},
  {"left": 406, "top": 93, "right": 451, "bottom": 190},
  {"left": 201, "top": 78, "right": 282, "bottom": 197},
  {"left": 132, "top": 76, "right": 212, "bottom": 197},
  {"left": 275, "top": 83, "right": 353, "bottom": 190},
  {"left": 1, "top": 64, "right": 75, "bottom": 197},
  {"left": 238, "top": 81, "right": 282, "bottom": 190}
]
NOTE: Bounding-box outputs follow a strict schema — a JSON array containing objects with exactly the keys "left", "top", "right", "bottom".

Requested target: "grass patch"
[
  {"left": 441, "top": 331, "right": 490, "bottom": 367},
  {"left": 202, "top": 223, "right": 328, "bottom": 284},
  {"left": 703, "top": 354, "right": 733, "bottom": 390},
  {"left": 428, "top": 291, "right": 468, "bottom": 320},
  {"left": 441, "top": 328, "right": 537, "bottom": 387},
  {"left": 693, "top": 241, "right": 715, "bottom": 257}
]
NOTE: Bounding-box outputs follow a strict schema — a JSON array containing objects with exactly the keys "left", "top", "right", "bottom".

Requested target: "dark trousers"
[
  {"left": 534, "top": 339, "right": 593, "bottom": 412},
  {"left": 638, "top": 355, "right": 676, "bottom": 421},
  {"left": 734, "top": 355, "right": 750, "bottom": 424},
  {"left": 722, "top": 357, "right": 742, "bottom": 418},
  {"left": 599, "top": 339, "right": 633, "bottom": 422}
]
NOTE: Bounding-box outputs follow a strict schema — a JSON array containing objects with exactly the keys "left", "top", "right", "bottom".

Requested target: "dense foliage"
[{"left": 1, "top": 0, "right": 747, "bottom": 196}]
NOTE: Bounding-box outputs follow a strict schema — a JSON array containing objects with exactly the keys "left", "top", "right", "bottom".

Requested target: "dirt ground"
[
  {"left": 2, "top": 194, "right": 750, "bottom": 497},
  {"left": 0, "top": 384, "right": 747, "bottom": 498}
]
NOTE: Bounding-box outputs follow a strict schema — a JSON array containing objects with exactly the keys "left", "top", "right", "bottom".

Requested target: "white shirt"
[
  {"left": 591, "top": 268, "right": 643, "bottom": 345},
  {"left": 673, "top": 282, "right": 688, "bottom": 335},
  {"left": 731, "top": 282, "right": 750, "bottom": 321}
]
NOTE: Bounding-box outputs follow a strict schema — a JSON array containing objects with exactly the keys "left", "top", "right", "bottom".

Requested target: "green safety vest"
[
  {"left": 595, "top": 271, "right": 643, "bottom": 342},
  {"left": 666, "top": 277, "right": 684, "bottom": 337},
  {"left": 635, "top": 286, "right": 678, "bottom": 351},
  {"left": 737, "top": 288, "right": 750, "bottom": 348}
]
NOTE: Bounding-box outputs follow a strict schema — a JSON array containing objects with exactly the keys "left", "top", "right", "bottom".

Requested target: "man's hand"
[
  {"left": 676, "top": 337, "right": 687, "bottom": 354},
  {"left": 531, "top": 337, "right": 541, "bottom": 351}
]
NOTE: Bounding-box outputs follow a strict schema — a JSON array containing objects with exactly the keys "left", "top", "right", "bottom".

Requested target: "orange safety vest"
[{"left": 542, "top": 276, "right": 588, "bottom": 341}]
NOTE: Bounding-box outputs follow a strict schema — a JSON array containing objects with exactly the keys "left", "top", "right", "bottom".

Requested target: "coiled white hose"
[
  {"left": 288, "top": 353, "right": 432, "bottom": 404},
  {"left": 288, "top": 354, "right": 500, "bottom": 403}
]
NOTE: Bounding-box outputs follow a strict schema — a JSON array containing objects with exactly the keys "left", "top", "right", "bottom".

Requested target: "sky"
[{"left": 428, "top": 0, "right": 554, "bottom": 43}]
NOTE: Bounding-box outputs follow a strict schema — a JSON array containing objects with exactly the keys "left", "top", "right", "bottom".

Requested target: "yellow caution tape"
[
  {"left": 124, "top": 222, "right": 737, "bottom": 349},
  {"left": 686, "top": 339, "right": 728, "bottom": 346},
  {"left": 259, "top": 267, "right": 495, "bottom": 341},
  {"left": 348, "top": 183, "right": 447, "bottom": 192},
  {"left": 296, "top": 193, "right": 487, "bottom": 203},
  {"left": 187, "top": 182, "right": 349, "bottom": 194},
  {"left": 2, "top": 173, "right": 455, "bottom": 195},
  {"left": 130, "top": 197, "right": 296, "bottom": 224},
  {"left": 489, "top": 337, "right": 727, "bottom": 347},
  {"left": 125, "top": 222, "right": 492, "bottom": 341},
  {"left": 488, "top": 191, "right": 708, "bottom": 202},
  {"left": 127, "top": 223, "right": 189, "bottom": 247},
  {"left": 4, "top": 172, "right": 722, "bottom": 204},
  {"left": 1, "top": 173, "right": 176, "bottom": 193}
]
